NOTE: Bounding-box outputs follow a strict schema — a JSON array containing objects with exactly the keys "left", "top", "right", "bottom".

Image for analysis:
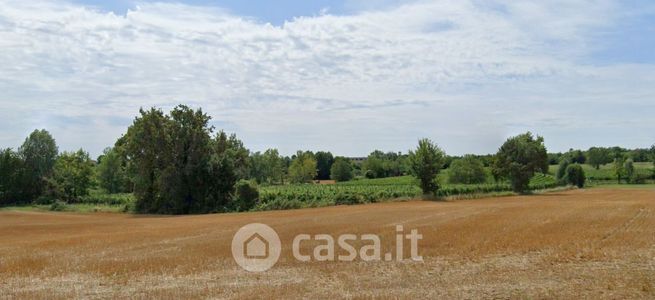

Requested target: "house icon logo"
[
  {"left": 231, "top": 223, "right": 281, "bottom": 272},
  {"left": 244, "top": 232, "right": 269, "bottom": 259}
]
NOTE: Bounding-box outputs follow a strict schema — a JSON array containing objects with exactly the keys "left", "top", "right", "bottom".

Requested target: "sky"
[{"left": 0, "top": 0, "right": 654, "bottom": 158}]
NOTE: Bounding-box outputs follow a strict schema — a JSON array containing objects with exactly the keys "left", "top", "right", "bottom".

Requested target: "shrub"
[
  {"left": 233, "top": 180, "right": 259, "bottom": 211},
  {"left": 448, "top": 155, "right": 487, "bottom": 184},
  {"left": 49, "top": 200, "right": 68, "bottom": 211},
  {"left": 565, "top": 164, "right": 586, "bottom": 188},
  {"left": 556, "top": 159, "right": 570, "bottom": 182}
]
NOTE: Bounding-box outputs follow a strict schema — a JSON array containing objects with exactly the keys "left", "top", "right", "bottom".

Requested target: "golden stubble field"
[{"left": 1, "top": 188, "right": 655, "bottom": 299}]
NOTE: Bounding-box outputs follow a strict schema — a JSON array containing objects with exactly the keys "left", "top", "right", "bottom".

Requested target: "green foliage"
[
  {"left": 215, "top": 130, "right": 250, "bottom": 180},
  {"left": 122, "top": 106, "right": 240, "bottom": 214},
  {"left": 49, "top": 200, "right": 68, "bottom": 211},
  {"left": 361, "top": 151, "right": 407, "bottom": 178},
  {"left": 0, "top": 148, "right": 25, "bottom": 205},
  {"left": 233, "top": 180, "right": 259, "bottom": 211},
  {"left": 315, "top": 151, "right": 334, "bottom": 180},
  {"left": 556, "top": 159, "right": 570, "bottom": 182},
  {"left": 330, "top": 157, "right": 353, "bottom": 182},
  {"left": 256, "top": 173, "right": 559, "bottom": 210},
  {"left": 448, "top": 155, "right": 487, "bottom": 184},
  {"left": 624, "top": 158, "right": 635, "bottom": 184},
  {"left": 566, "top": 149, "right": 586, "bottom": 164},
  {"left": 96, "top": 147, "right": 129, "bottom": 194},
  {"left": 492, "top": 132, "right": 549, "bottom": 193},
  {"left": 565, "top": 164, "right": 586, "bottom": 188},
  {"left": 78, "top": 189, "right": 135, "bottom": 205},
  {"left": 249, "top": 149, "right": 285, "bottom": 184},
  {"left": 49, "top": 149, "right": 94, "bottom": 202},
  {"left": 288, "top": 151, "right": 318, "bottom": 183},
  {"left": 18, "top": 129, "right": 58, "bottom": 201},
  {"left": 587, "top": 147, "right": 612, "bottom": 169},
  {"left": 613, "top": 157, "right": 626, "bottom": 184},
  {"left": 408, "top": 138, "right": 444, "bottom": 195}
]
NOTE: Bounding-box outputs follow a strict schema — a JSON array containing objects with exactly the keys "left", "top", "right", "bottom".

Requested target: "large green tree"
[
  {"left": 0, "top": 149, "right": 25, "bottom": 205},
  {"left": 288, "top": 151, "right": 317, "bottom": 183},
  {"left": 330, "top": 157, "right": 353, "bottom": 182},
  {"left": 249, "top": 149, "right": 285, "bottom": 185},
  {"left": 492, "top": 132, "right": 549, "bottom": 193},
  {"left": 96, "top": 147, "right": 129, "bottom": 193},
  {"left": 315, "top": 151, "right": 334, "bottom": 180},
  {"left": 122, "top": 106, "right": 243, "bottom": 214},
  {"left": 50, "top": 149, "right": 94, "bottom": 202},
  {"left": 18, "top": 129, "right": 58, "bottom": 200},
  {"left": 587, "top": 147, "right": 611, "bottom": 170},
  {"left": 408, "top": 139, "right": 444, "bottom": 196},
  {"left": 122, "top": 108, "right": 172, "bottom": 213}
]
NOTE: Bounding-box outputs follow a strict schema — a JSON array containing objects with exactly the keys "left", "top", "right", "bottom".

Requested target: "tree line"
[{"left": 1, "top": 105, "right": 654, "bottom": 213}]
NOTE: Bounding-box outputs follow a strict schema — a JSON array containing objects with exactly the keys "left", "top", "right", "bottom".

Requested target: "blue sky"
[
  {"left": 0, "top": 0, "right": 654, "bottom": 157},
  {"left": 72, "top": 0, "right": 407, "bottom": 25}
]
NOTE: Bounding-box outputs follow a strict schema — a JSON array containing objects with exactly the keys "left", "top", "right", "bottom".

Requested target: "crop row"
[{"left": 257, "top": 174, "right": 560, "bottom": 211}]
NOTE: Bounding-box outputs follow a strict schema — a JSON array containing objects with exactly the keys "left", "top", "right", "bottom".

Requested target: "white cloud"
[{"left": 0, "top": 0, "right": 653, "bottom": 157}]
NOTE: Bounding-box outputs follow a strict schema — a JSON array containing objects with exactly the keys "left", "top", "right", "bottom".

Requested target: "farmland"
[
  {"left": 1, "top": 187, "right": 654, "bottom": 298},
  {"left": 257, "top": 173, "right": 559, "bottom": 210}
]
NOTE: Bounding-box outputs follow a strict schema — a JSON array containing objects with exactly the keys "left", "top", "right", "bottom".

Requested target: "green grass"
[
  {"left": 548, "top": 162, "right": 654, "bottom": 181},
  {"left": 0, "top": 203, "right": 127, "bottom": 213},
  {"left": 589, "top": 184, "right": 655, "bottom": 190}
]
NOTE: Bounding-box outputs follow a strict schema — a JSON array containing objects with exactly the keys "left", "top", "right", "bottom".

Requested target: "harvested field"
[{"left": 1, "top": 188, "right": 655, "bottom": 299}]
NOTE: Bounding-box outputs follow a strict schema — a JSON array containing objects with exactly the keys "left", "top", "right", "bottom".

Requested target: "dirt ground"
[{"left": 1, "top": 188, "right": 654, "bottom": 299}]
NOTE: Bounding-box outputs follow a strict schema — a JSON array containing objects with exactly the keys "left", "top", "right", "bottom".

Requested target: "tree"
[
  {"left": 263, "top": 149, "right": 284, "bottom": 184},
  {"left": 565, "top": 164, "right": 586, "bottom": 188},
  {"left": 587, "top": 147, "right": 611, "bottom": 170},
  {"left": 288, "top": 151, "right": 317, "bottom": 183},
  {"left": 315, "top": 151, "right": 334, "bottom": 180},
  {"left": 121, "top": 106, "right": 241, "bottom": 214},
  {"left": 96, "top": 147, "right": 128, "bottom": 193},
  {"left": 556, "top": 159, "right": 570, "bottom": 182},
  {"left": 492, "top": 132, "right": 548, "bottom": 193},
  {"left": 0, "top": 148, "right": 25, "bottom": 205},
  {"left": 362, "top": 154, "right": 385, "bottom": 179},
  {"left": 249, "top": 149, "right": 284, "bottom": 185},
  {"left": 18, "top": 129, "right": 58, "bottom": 200},
  {"left": 123, "top": 107, "right": 173, "bottom": 213},
  {"left": 49, "top": 149, "right": 94, "bottom": 202},
  {"left": 567, "top": 149, "right": 587, "bottom": 164},
  {"left": 330, "top": 157, "right": 353, "bottom": 182},
  {"left": 408, "top": 138, "right": 444, "bottom": 196},
  {"left": 624, "top": 158, "right": 635, "bottom": 184},
  {"left": 448, "top": 155, "right": 487, "bottom": 184},
  {"left": 613, "top": 157, "right": 626, "bottom": 184},
  {"left": 215, "top": 130, "right": 250, "bottom": 180}
]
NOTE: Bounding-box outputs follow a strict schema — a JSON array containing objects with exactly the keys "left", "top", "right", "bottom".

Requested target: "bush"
[
  {"left": 448, "top": 155, "right": 487, "bottom": 184},
  {"left": 565, "top": 164, "right": 586, "bottom": 188},
  {"left": 233, "top": 180, "right": 259, "bottom": 211},
  {"left": 49, "top": 200, "right": 68, "bottom": 211}
]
